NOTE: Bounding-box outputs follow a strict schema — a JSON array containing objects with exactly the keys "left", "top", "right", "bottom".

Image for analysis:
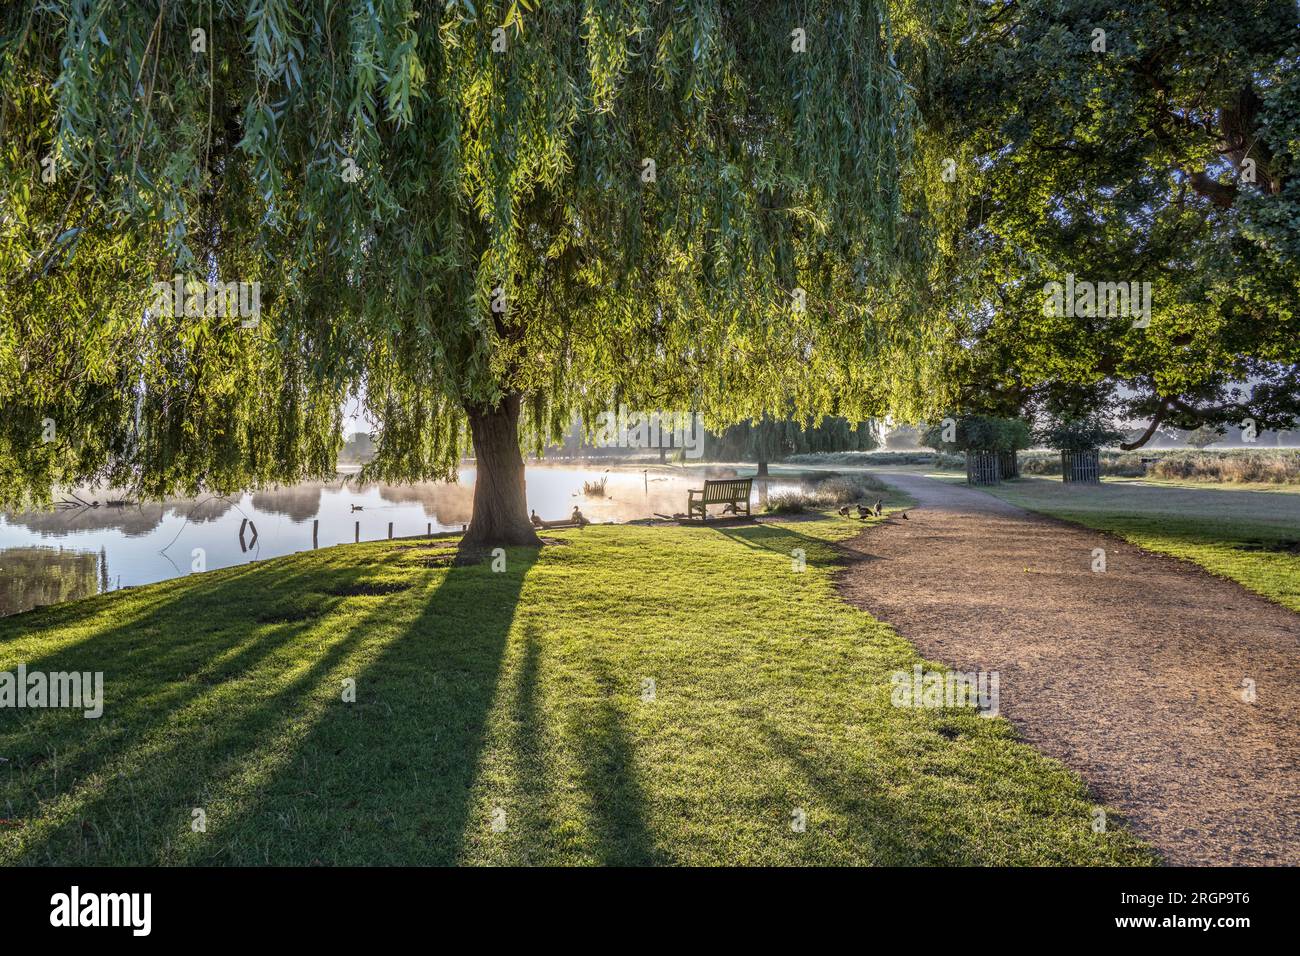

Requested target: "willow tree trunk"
[{"left": 463, "top": 393, "right": 542, "bottom": 549}]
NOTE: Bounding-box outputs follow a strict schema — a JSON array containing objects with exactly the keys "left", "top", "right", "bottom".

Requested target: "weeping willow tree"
[{"left": 1, "top": 0, "right": 956, "bottom": 547}]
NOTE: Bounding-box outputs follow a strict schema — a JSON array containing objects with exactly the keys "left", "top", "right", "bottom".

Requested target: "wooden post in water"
[
  {"left": 355, "top": 520, "right": 359, "bottom": 544},
  {"left": 312, "top": 519, "right": 319, "bottom": 549},
  {"left": 388, "top": 522, "right": 393, "bottom": 540},
  {"left": 427, "top": 522, "right": 431, "bottom": 537}
]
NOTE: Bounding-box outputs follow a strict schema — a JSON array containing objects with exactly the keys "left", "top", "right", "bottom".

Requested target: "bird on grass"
[
  {"left": 571, "top": 506, "right": 589, "bottom": 528},
  {"left": 530, "top": 509, "right": 544, "bottom": 528},
  {"left": 837, "top": 505, "right": 852, "bottom": 518},
  {"left": 900, "top": 511, "right": 909, "bottom": 520},
  {"left": 856, "top": 503, "right": 870, "bottom": 519},
  {"left": 873, "top": 499, "right": 883, "bottom": 516}
]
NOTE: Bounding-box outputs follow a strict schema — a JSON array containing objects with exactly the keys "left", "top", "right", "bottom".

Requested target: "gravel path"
[{"left": 836, "top": 472, "right": 1300, "bottom": 865}]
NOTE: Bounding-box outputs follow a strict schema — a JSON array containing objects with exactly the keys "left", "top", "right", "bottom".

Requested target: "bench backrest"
[{"left": 702, "top": 478, "right": 753, "bottom": 503}]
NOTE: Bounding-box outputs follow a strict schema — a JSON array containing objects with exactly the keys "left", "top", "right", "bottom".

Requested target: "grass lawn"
[
  {"left": 959, "top": 475, "right": 1300, "bottom": 613},
  {"left": 1, "top": 508, "right": 1155, "bottom": 866}
]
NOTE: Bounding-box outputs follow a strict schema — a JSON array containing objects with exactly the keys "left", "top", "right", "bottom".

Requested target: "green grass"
[
  {"left": 961, "top": 476, "right": 1300, "bottom": 613},
  {"left": 1, "top": 510, "right": 1154, "bottom": 866}
]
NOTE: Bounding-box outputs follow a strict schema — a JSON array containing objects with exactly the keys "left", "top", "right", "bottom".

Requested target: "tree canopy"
[
  {"left": 1, "top": 0, "right": 959, "bottom": 543},
  {"left": 4, "top": 1, "right": 1296, "bottom": 542},
  {"left": 917, "top": 0, "right": 1300, "bottom": 446},
  {"left": 920, "top": 413, "right": 1030, "bottom": 453}
]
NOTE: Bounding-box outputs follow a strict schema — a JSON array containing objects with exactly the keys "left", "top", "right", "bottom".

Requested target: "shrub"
[
  {"left": 763, "top": 492, "right": 815, "bottom": 514},
  {"left": 762, "top": 474, "right": 888, "bottom": 514},
  {"left": 1148, "top": 451, "right": 1300, "bottom": 484},
  {"left": 920, "top": 415, "right": 1032, "bottom": 454},
  {"left": 814, "top": 475, "right": 887, "bottom": 503}
]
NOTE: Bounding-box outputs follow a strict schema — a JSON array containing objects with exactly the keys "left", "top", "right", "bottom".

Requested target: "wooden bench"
[{"left": 687, "top": 478, "right": 753, "bottom": 519}]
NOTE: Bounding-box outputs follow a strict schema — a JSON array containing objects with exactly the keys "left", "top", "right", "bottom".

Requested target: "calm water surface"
[{"left": 0, "top": 464, "right": 801, "bottom": 616}]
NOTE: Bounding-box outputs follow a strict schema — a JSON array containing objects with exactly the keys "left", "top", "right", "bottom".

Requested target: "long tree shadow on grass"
[
  {"left": 169, "top": 546, "right": 540, "bottom": 865},
  {"left": 0, "top": 544, "right": 537, "bottom": 865},
  {"left": 495, "top": 625, "right": 561, "bottom": 862},
  {"left": 0, "top": 559, "right": 385, "bottom": 861},
  {"left": 756, "top": 720, "right": 983, "bottom": 865},
  {"left": 709, "top": 521, "right": 847, "bottom": 564},
  {"left": 566, "top": 642, "right": 663, "bottom": 865},
  {"left": 476, "top": 621, "right": 659, "bottom": 865},
  {"left": 713, "top": 518, "right": 907, "bottom": 572}
]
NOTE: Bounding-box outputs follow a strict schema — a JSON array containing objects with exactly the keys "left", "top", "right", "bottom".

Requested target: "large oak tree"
[{"left": 917, "top": 0, "right": 1300, "bottom": 445}]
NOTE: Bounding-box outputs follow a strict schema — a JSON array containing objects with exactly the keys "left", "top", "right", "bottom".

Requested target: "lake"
[{"left": 0, "top": 464, "right": 804, "bottom": 617}]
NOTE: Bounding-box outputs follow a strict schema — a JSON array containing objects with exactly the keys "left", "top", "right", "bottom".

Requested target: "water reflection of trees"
[
  {"left": 0, "top": 546, "right": 102, "bottom": 616},
  {"left": 5, "top": 482, "right": 344, "bottom": 534},
  {"left": 2, "top": 480, "right": 479, "bottom": 533},
  {"left": 1, "top": 467, "right": 765, "bottom": 537},
  {"left": 250, "top": 483, "right": 329, "bottom": 522},
  {"left": 377, "top": 484, "right": 475, "bottom": 525},
  {"left": 2, "top": 496, "right": 237, "bottom": 536}
]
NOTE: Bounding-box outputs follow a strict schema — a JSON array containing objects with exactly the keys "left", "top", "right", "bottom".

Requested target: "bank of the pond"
[{"left": 0, "top": 464, "right": 812, "bottom": 616}]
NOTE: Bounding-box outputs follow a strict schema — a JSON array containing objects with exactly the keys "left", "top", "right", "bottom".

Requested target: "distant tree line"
[
  {"left": 705, "top": 417, "right": 879, "bottom": 472},
  {"left": 338, "top": 433, "right": 376, "bottom": 464}
]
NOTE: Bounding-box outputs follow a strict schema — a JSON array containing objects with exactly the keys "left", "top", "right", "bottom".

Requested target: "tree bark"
[
  {"left": 462, "top": 393, "right": 542, "bottom": 549},
  {"left": 756, "top": 459, "right": 769, "bottom": 476}
]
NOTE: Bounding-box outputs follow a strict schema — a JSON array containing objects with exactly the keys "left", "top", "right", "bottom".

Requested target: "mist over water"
[{"left": 0, "top": 464, "right": 802, "bottom": 616}]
